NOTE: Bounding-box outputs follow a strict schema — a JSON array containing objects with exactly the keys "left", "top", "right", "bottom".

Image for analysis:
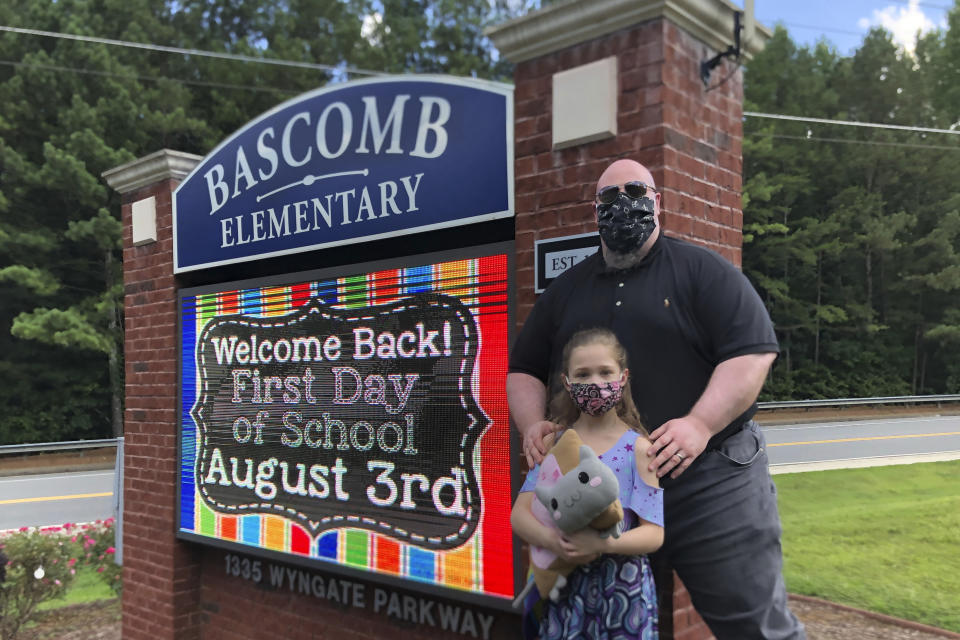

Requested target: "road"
[
  {"left": 763, "top": 414, "right": 960, "bottom": 473},
  {"left": 0, "top": 470, "right": 115, "bottom": 530},
  {"left": 1, "top": 415, "right": 958, "bottom": 529}
]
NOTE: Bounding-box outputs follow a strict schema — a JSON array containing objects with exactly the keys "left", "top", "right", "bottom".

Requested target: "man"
[{"left": 508, "top": 159, "right": 805, "bottom": 639}]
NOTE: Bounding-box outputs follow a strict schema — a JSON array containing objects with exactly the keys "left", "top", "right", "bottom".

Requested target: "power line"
[
  {"left": 776, "top": 18, "right": 948, "bottom": 40},
  {"left": 0, "top": 59, "right": 300, "bottom": 94},
  {"left": 770, "top": 0, "right": 952, "bottom": 23},
  {"left": 887, "top": 0, "right": 950, "bottom": 10},
  {"left": 6, "top": 59, "right": 959, "bottom": 140},
  {"left": 747, "top": 131, "right": 960, "bottom": 151},
  {"left": 4, "top": 23, "right": 959, "bottom": 141},
  {"left": 0, "top": 25, "right": 384, "bottom": 77},
  {"left": 744, "top": 111, "right": 960, "bottom": 136},
  {"left": 776, "top": 22, "right": 864, "bottom": 37},
  {"left": 762, "top": 0, "right": 953, "bottom": 41}
]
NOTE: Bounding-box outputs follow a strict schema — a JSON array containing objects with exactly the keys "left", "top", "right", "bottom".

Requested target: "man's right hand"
[{"left": 521, "top": 420, "right": 563, "bottom": 468}]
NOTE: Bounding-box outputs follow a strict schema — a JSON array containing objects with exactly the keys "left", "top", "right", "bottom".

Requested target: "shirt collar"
[{"left": 599, "top": 232, "right": 663, "bottom": 273}]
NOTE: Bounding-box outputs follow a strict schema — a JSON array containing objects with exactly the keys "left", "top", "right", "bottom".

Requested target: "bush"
[
  {"left": 0, "top": 519, "right": 121, "bottom": 639},
  {"left": 66, "top": 520, "right": 121, "bottom": 595},
  {"left": 0, "top": 528, "right": 77, "bottom": 640}
]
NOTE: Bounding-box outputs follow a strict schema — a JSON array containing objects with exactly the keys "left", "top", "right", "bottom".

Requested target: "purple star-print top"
[{"left": 520, "top": 429, "right": 664, "bottom": 529}]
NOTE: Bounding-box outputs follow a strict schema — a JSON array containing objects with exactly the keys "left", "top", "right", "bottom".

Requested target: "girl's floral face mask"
[{"left": 564, "top": 377, "right": 624, "bottom": 416}]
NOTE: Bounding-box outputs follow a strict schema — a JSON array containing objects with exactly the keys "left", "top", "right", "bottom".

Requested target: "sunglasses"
[{"left": 595, "top": 181, "right": 657, "bottom": 205}]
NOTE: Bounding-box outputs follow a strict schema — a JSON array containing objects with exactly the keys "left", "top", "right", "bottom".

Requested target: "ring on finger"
[{"left": 673, "top": 452, "right": 685, "bottom": 462}]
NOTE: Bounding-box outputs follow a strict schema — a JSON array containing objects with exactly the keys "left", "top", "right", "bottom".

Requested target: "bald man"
[{"left": 508, "top": 159, "right": 805, "bottom": 639}]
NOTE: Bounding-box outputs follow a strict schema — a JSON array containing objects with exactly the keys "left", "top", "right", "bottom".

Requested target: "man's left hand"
[{"left": 647, "top": 415, "right": 711, "bottom": 479}]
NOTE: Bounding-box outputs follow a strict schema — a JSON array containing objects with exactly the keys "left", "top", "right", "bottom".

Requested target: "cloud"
[{"left": 856, "top": 0, "right": 943, "bottom": 53}]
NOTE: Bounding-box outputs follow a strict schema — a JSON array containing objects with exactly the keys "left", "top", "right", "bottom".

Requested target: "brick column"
[
  {"left": 103, "top": 149, "right": 203, "bottom": 640},
  {"left": 103, "top": 150, "right": 524, "bottom": 639},
  {"left": 489, "top": 3, "right": 770, "bottom": 638}
]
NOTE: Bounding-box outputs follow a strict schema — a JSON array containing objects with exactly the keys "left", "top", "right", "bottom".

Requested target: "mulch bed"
[
  {"left": 17, "top": 600, "right": 120, "bottom": 640},
  {"left": 14, "top": 596, "right": 960, "bottom": 639},
  {"left": 789, "top": 595, "right": 960, "bottom": 640}
]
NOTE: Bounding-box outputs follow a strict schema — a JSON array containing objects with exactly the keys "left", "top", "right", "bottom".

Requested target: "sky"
[{"left": 745, "top": 0, "right": 951, "bottom": 55}]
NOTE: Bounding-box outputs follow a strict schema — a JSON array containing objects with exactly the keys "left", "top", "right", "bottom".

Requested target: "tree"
[
  {"left": 743, "top": 19, "right": 960, "bottom": 399},
  {"left": 0, "top": 0, "right": 525, "bottom": 444}
]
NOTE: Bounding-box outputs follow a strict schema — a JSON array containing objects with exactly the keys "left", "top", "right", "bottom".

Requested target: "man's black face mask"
[{"left": 596, "top": 191, "right": 656, "bottom": 254}]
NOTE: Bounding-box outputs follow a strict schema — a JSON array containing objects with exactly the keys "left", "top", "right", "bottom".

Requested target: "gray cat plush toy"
[{"left": 523, "top": 429, "right": 624, "bottom": 602}]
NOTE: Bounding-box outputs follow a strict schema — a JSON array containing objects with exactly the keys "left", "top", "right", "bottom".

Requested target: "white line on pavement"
[
  {"left": 769, "top": 450, "right": 960, "bottom": 474},
  {"left": 762, "top": 415, "right": 958, "bottom": 432}
]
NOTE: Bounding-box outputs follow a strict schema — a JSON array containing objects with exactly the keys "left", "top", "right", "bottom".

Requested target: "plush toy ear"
[
  {"left": 578, "top": 444, "right": 598, "bottom": 463},
  {"left": 551, "top": 429, "right": 584, "bottom": 473},
  {"left": 534, "top": 455, "right": 561, "bottom": 516},
  {"left": 538, "top": 454, "right": 562, "bottom": 487}
]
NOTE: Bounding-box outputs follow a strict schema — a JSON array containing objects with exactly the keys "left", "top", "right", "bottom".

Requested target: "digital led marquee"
[{"left": 178, "top": 245, "right": 515, "bottom": 604}]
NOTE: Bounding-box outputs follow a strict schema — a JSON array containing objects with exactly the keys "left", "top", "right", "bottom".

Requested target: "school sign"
[
  {"left": 173, "top": 76, "right": 514, "bottom": 273},
  {"left": 173, "top": 76, "right": 518, "bottom": 610}
]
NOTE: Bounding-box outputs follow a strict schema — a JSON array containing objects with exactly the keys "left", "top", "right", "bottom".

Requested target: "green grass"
[
  {"left": 775, "top": 460, "right": 960, "bottom": 632},
  {"left": 37, "top": 565, "right": 117, "bottom": 610}
]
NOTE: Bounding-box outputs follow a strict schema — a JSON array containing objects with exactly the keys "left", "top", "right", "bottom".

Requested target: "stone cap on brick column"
[
  {"left": 487, "top": 0, "right": 771, "bottom": 63},
  {"left": 102, "top": 148, "right": 202, "bottom": 195}
]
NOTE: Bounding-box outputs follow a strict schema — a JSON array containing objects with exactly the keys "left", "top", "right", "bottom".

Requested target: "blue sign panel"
[{"left": 173, "top": 76, "right": 513, "bottom": 273}]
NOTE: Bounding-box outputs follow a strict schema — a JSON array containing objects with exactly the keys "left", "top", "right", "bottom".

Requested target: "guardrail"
[
  {"left": 1, "top": 394, "right": 959, "bottom": 454},
  {"left": 757, "top": 394, "right": 960, "bottom": 410},
  {"left": 0, "top": 438, "right": 119, "bottom": 455}
]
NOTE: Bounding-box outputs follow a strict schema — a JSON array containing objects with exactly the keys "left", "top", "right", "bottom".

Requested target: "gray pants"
[{"left": 653, "top": 421, "right": 806, "bottom": 640}]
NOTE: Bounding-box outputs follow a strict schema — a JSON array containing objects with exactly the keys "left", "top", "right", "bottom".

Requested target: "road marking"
[
  {"left": 0, "top": 492, "right": 113, "bottom": 505},
  {"left": 768, "top": 431, "right": 960, "bottom": 447},
  {"left": 762, "top": 416, "right": 959, "bottom": 431},
  {"left": 770, "top": 450, "right": 960, "bottom": 474}
]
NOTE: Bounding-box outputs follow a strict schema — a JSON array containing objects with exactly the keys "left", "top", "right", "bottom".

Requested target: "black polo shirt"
[{"left": 509, "top": 233, "right": 778, "bottom": 439}]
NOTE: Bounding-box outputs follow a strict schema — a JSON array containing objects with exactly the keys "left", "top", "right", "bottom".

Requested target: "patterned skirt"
[{"left": 540, "top": 555, "right": 658, "bottom": 640}]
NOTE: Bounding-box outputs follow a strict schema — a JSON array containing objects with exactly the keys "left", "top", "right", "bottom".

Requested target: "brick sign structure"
[
  {"left": 104, "top": 1, "right": 768, "bottom": 638},
  {"left": 488, "top": 1, "right": 770, "bottom": 638}
]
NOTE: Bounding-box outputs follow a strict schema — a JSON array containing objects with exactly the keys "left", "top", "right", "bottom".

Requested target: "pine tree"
[{"left": 0, "top": 0, "right": 524, "bottom": 444}]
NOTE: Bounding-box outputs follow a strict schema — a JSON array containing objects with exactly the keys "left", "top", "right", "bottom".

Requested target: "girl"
[{"left": 511, "top": 328, "right": 664, "bottom": 639}]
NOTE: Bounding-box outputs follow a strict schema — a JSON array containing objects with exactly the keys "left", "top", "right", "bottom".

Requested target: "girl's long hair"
[{"left": 547, "top": 328, "right": 648, "bottom": 435}]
